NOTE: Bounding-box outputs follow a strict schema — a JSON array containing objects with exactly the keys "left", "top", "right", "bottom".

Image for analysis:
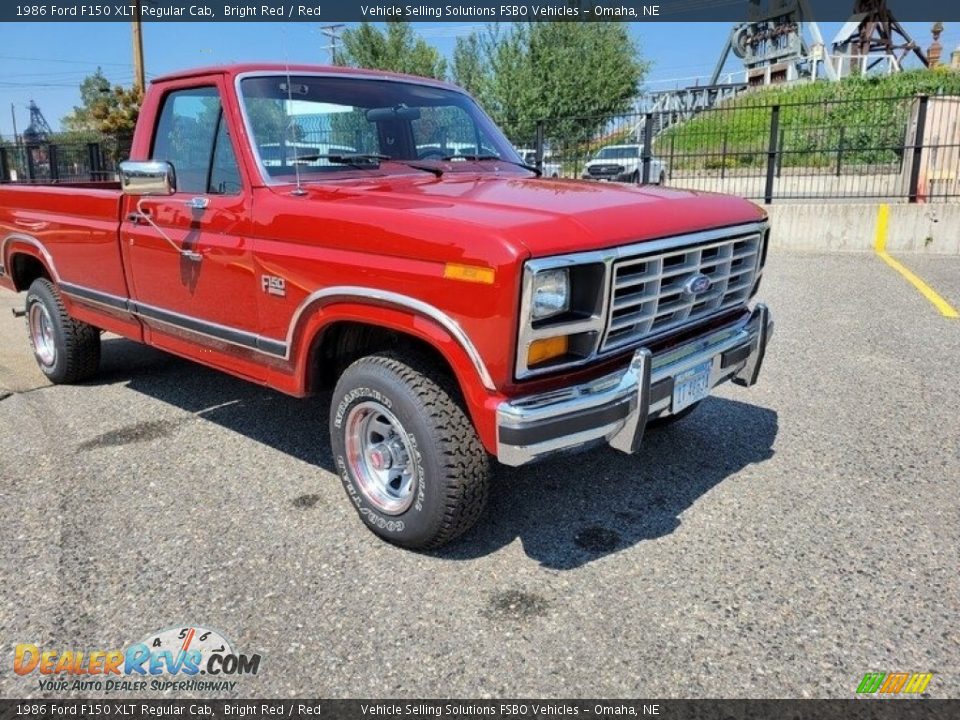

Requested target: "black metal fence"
[
  {"left": 533, "top": 92, "right": 960, "bottom": 204},
  {"left": 0, "top": 134, "right": 132, "bottom": 184},
  {"left": 5, "top": 92, "right": 959, "bottom": 206}
]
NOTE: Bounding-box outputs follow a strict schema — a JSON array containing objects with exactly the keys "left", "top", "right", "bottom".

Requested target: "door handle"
[
  {"left": 132, "top": 197, "right": 202, "bottom": 261},
  {"left": 185, "top": 197, "right": 209, "bottom": 211},
  {"left": 14, "top": 219, "right": 46, "bottom": 231}
]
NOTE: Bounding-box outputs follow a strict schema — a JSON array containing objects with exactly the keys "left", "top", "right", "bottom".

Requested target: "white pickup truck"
[{"left": 582, "top": 144, "right": 667, "bottom": 185}]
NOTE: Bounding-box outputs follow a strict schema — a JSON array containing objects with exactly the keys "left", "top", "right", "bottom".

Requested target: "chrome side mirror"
[{"left": 119, "top": 160, "right": 176, "bottom": 196}]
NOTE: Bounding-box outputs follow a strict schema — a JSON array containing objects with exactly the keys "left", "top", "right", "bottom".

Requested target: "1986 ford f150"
[{"left": 0, "top": 64, "right": 772, "bottom": 549}]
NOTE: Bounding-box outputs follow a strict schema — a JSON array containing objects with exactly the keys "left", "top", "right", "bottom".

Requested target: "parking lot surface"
[{"left": 1, "top": 251, "right": 958, "bottom": 698}]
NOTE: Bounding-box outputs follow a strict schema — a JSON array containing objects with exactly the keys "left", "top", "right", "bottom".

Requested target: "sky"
[{"left": 0, "top": 20, "right": 957, "bottom": 138}]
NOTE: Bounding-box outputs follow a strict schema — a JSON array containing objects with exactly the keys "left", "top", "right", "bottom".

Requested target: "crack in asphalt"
[{"left": 0, "top": 383, "right": 58, "bottom": 400}]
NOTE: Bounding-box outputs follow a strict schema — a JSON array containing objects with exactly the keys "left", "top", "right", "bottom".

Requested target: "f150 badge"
[{"left": 261, "top": 275, "right": 286, "bottom": 297}]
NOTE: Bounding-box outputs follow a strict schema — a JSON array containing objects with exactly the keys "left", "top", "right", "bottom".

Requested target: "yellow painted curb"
[{"left": 874, "top": 204, "right": 959, "bottom": 319}]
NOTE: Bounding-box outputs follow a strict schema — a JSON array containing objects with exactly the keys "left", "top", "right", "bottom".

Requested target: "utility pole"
[
  {"left": 320, "top": 24, "right": 345, "bottom": 65},
  {"left": 10, "top": 104, "right": 17, "bottom": 144},
  {"left": 132, "top": 0, "right": 146, "bottom": 91}
]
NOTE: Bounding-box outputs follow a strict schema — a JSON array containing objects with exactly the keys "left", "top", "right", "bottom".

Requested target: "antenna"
[{"left": 282, "top": 26, "right": 307, "bottom": 197}]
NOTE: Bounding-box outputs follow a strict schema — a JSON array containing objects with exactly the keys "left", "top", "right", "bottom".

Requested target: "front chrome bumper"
[{"left": 496, "top": 304, "right": 772, "bottom": 466}]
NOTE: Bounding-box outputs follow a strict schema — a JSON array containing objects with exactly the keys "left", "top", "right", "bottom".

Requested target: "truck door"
[{"left": 122, "top": 82, "right": 265, "bottom": 377}]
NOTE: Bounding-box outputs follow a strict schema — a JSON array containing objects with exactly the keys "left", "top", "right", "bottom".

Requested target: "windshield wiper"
[
  {"left": 295, "top": 153, "right": 442, "bottom": 177},
  {"left": 440, "top": 154, "right": 542, "bottom": 177}
]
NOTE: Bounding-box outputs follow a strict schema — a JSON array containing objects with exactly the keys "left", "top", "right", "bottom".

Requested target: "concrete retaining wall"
[{"left": 762, "top": 202, "right": 960, "bottom": 254}]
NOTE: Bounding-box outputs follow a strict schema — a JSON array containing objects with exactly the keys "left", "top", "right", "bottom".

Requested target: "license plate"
[{"left": 672, "top": 360, "right": 712, "bottom": 413}]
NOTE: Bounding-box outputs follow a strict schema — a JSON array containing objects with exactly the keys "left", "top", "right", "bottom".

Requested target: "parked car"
[
  {"left": 0, "top": 64, "right": 771, "bottom": 550},
  {"left": 516, "top": 148, "right": 562, "bottom": 178},
  {"left": 582, "top": 144, "right": 667, "bottom": 184}
]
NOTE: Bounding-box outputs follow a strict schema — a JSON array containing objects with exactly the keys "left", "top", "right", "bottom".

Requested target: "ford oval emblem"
[{"left": 683, "top": 273, "right": 712, "bottom": 296}]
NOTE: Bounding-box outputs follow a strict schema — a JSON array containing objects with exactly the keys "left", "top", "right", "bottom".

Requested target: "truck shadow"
[
  {"left": 444, "top": 397, "right": 778, "bottom": 569},
  {"left": 96, "top": 337, "right": 777, "bottom": 570}
]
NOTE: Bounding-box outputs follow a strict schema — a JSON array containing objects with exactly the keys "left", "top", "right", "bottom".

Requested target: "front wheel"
[
  {"left": 330, "top": 353, "right": 489, "bottom": 550},
  {"left": 25, "top": 278, "right": 100, "bottom": 384}
]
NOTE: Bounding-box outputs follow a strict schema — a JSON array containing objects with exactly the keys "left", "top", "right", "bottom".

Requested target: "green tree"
[
  {"left": 335, "top": 21, "right": 447, "bottom": 80},
  {"left": 453, "top": 23, "right": 649, "bottom": 145},
  {"left": 452, "top": 33, "right": 487, "bottom": 99},
  {"left": 61, "top": 68, "right": 142, "bottom": 135}
]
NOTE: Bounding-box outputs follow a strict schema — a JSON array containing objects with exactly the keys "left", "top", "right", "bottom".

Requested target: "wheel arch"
[
  {"left": 289, "top": 294, "right": 499, "bottom": 452},
  {"left": 2, "top": 234, "right": 59, "bottom": 291}
]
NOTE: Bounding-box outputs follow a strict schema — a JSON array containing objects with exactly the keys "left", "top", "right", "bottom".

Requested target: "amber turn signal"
[
  {"left": 443, "top": 263, "right": 495, "bottom": 284},
  {"left": 527, "top": 336, "right": 569, "bottom": 366}
]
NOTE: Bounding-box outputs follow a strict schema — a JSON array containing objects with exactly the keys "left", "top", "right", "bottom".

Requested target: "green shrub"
[{"left": 654, "top": 70, "right": 960, "bottom": 171}]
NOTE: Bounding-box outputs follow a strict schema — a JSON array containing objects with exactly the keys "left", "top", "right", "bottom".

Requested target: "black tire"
[
  {"left": 648, "top": 401, "right": 701, "bottom": 429},
  {"left": 330, "top": 352, "right": 489, "bottom": 550},
  {"left": 25, "top": 278, "right": 100, "bottom": 384}
]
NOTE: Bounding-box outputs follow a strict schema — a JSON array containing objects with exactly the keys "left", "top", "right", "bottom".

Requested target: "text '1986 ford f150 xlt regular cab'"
[{"left": 0, "top": 64, "right": 772, "bottom": 549}]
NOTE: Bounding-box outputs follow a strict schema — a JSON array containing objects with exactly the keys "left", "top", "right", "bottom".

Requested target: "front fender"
[{"left": 277, "top": 295, "right": 501, "bottom": 453}]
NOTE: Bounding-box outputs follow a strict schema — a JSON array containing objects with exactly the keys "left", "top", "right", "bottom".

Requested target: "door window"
[{"left": 152, "top": 86, "right": 241, "bottom": 195}]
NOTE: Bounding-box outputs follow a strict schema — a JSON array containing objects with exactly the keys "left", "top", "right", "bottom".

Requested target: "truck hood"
[{"left": 299, "top": 174, "right": 767, "bottom": 257}]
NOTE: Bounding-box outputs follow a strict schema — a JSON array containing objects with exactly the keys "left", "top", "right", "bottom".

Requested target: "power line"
[
  {"left": 414, "top": 24, "right": 488, "bottom": 39},
  {"left": 0, "top": 82, "right": 107, "bottom": 88},
  {"left": 0, "top": 54, "right": 132, "bottom": 68}
]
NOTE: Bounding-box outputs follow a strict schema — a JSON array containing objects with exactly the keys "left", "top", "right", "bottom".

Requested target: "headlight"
[
  {"left": 531, "top": 268, "right": 570, "bottom": 320},
  {"left": 517, "top": 258, "right": 607, "bottom": 379}
]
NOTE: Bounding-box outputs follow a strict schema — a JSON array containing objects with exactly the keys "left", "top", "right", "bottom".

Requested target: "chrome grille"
[{"left": 601, "top": 231, "right": 762, "bottom": 352}]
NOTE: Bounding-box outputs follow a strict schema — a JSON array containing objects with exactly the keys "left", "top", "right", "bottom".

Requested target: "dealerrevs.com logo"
[{"left": 14, "top": 625, "right": 261, "bottom": 694}]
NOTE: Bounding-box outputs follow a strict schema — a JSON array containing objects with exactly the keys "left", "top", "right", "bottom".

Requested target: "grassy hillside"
[{"left": 654, "top": 69, "right": 960, "bottom": 171}]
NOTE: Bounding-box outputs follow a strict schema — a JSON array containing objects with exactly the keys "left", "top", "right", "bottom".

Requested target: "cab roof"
[{"left": 151, "top": 63, "right": 460, "bottom": 92}]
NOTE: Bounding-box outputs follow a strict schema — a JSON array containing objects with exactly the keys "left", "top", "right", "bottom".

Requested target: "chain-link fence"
[{"left": 532, "top": 92, "right": 960, "bottom": 204}]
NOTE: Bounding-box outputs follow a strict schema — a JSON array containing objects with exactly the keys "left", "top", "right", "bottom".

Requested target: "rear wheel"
[
  {"left": 330, "top": 352, "right": 489, "bottom": 550},
  {"left": 25, "top": 278, "right": 100, "bottom": 384}
]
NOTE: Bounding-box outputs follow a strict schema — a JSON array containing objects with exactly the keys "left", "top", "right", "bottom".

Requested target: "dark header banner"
[
  {"left": 1, "top": 700, "right": 959, "bottom": 720},
  {"left": 0, "top": 0, "right": 954, "bottom": 23}
]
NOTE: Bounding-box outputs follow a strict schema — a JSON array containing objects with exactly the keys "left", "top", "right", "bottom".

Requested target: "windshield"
[
  {"left": 596, "top": 146, "right": 640, "bottom": 160},
  {"left": 239, "top": 75, "right": 519, "bottom": 182}
]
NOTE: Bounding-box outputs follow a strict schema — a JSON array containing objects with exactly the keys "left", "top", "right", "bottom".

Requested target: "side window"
[
  {"left": 152, "top": 86, "right": 241, "bottom": 195},
  {"left": 209, "top": 118, "right": 241, "bottom": 194}
]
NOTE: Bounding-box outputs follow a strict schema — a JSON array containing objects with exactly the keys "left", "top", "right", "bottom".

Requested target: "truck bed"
[
  {"left": 2, "top": 180, "right": 122, "bottom": 190},
  {"left": 0, "top": 183, "right": 129, "bottom": 304}
]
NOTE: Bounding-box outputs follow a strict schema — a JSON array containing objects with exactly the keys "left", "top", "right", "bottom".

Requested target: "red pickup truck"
[{"left": 0, "top": 64, "right": 772, "bottom": 549}]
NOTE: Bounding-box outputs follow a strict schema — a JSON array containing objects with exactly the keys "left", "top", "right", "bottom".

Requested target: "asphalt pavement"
[{"left": 0, "top": 251, "right": 958, "bottom": 699}]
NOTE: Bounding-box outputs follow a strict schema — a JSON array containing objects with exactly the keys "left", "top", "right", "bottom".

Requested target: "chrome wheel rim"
[
  {"left": 344, "top": 401, "right": 417, "bottom": 515},
  {"left": 28, "top": 303, "right": 56, "bottom": 368}
]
